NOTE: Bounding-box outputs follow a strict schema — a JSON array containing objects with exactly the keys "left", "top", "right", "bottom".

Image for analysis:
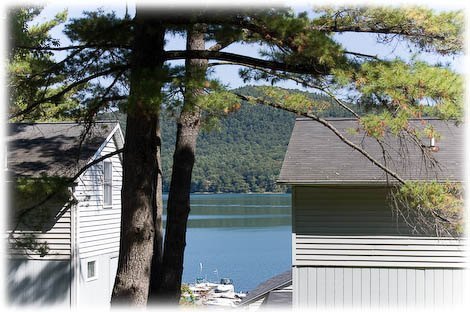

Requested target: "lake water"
[{"left": 163, "top": 193, "right": 292, "bottom": 292}]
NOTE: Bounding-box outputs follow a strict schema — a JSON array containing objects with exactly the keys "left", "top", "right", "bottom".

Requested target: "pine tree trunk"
[
  {"left": 111, "top": 9, "right": 165, "bottom": 306},
  {"left": 148, "top": 125, "right": 164, "bottom": 303},
  {"left": 157, "top": 24, "right": 207, "bottom": 304}
]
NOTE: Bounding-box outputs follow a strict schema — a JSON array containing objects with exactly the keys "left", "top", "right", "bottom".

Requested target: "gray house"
[
  {"left": 278, "top": 118, "right": 466, "bottom": 309},
  {"left": 6, "top": 121, "right": 123, "bottom": 307}
]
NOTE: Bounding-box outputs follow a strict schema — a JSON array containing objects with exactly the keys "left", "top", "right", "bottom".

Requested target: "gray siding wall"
[
  {"left": 8, "top": 259, "right": 71, "bottom": 306},
  {"left": 294, "top": 186, "right": 414, "bottom": 236},
  {"left": 293, "top": 186, "right": 465, "bottom": 267},
  {"left": 293, "top": 267, "right": 465, "bottom": 308},
  {"left": 292, "top": 186, "right": 466, "bottom": 308}
]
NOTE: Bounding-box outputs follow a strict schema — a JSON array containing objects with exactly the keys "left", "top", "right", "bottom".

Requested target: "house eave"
[
  {"left": 276, "top": 179, "right": 461, "bottom": 186},
  {"left": 238, "top": 280, "right": 292, "bottom": 306}
]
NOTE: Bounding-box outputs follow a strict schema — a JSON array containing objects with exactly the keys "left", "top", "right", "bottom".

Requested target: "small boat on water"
[{"left": 185, "top": 277, "right": 246, "bottom": 308}]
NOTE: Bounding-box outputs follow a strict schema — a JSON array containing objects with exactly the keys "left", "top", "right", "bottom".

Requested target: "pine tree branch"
[
  {"left": 11, "top": 148, "right": 125, "bottom": 232},
  {"left": 164, "top": 50, "right": 329, "bottom": 75},
  {"left": 15, "top": 44, "right": 132, "bottom": 51},
  {"left": 344, "top": 51, "right": 380, "bottom": 60},
  {"left": 235, "top": 92, "right": 407, "bottom": 185},
  {"left": 208, "top": 39, "right": 236, "bottom": 52},
  {"left": 311, "top": 24, "right": 447, "bottom": 40},
  {"left": 9, "top": 65, "right": 129, "bottom": 120}
]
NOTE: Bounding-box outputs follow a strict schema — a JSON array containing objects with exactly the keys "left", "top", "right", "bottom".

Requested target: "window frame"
[
  {"left": 85, "top": 258, "right": 98, "bottom": 282},
  {"left": 103, "top": 160, "right": 113, "bottom": 207}
]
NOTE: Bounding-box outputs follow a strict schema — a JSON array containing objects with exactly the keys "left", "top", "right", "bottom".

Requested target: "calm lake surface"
[{"left": 163, "top": 193, "right": 292, "bottom": 292}]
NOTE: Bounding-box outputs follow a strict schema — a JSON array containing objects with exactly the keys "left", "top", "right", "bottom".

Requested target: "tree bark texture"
[
  {"left": 111, "top": 9, "right": 165, "bottom": 306},
  {"left": 148, "top": 125, "right": 164, "bottom": 303},
  {"left": 157, "top": 24, "right": 207, "bottom": 303}
]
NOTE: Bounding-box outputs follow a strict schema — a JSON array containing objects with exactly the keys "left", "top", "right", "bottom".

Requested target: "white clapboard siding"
[
  {"left": 76, "top": 133, "right": 122, "bottom": 259},
  {"left": 8, "top": 201, "right": 72, "bottom": 260},
  {"left": 293, "top": 266, "right": 466, "bottom": 308},
  {"left": 8, "top": 259, "right": 71, "bottom": 305},
  {"left": 292, "top": 186, "right": 466, "bottom": 267}
]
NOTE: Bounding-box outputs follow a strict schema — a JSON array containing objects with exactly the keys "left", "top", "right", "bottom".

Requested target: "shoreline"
[{"left": 163, "top": 191, "right": 291, "bottom": 195}]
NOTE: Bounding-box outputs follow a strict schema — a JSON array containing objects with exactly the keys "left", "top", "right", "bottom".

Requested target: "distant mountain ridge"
[{"left": 100, "top": 86, "right": 357, "bottom": 193}]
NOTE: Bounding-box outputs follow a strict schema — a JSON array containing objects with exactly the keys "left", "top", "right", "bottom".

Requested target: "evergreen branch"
[
  {"left": 164, "top": 50, "right": 329, "bottom": 75},
  {"left": 21, "top": 45, "right": 87, "bottom": 81},
  {"left": 76, "top": 69, "right": 127, "bottom": 161},
  {"left": 9, "top": 65, "right": 129, "bottom": 120},
  {"left": 344, "top": 51, "right": 380, "bottom": 60},
  {"left": 235, "top": 67, "right": 441, "bottom": 177},
  {"left": 16, "top": 44, "right": 132, "bottom": 51},
  {"left": 235, "top": 93, "right": 406, "bottom": 185},
  {"left": 311, "top": 24, "right": 447, "bottom": 39},
  {"left": 11, "top": 148, "right": 125, "bottom": 232},
  {"left": 72, "top": 148, "right": 124, "bottom": 182},
  {"left": 208, "top": 39, "right": 236, "bottom": 52}
]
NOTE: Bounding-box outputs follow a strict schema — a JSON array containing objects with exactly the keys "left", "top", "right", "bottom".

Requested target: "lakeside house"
[
  {"left": 238, "top": 270, "right": 292, "bottom": 311},
  {"left": 6, "top": 121, "right": 123, "bottom": 307},
  {"left": 277, "top": 118, "right": 466, "bottom": 309}
]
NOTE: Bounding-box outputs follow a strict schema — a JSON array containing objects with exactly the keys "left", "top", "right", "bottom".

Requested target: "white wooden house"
[
  {"left": 6, "top": 121, "right": 123, "bottom": 307},
  {"left": 278, "top": 118, "right": 466, "bottom": 309}
]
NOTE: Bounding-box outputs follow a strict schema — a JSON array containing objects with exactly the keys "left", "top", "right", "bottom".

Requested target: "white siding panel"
[
  {"left": 424, "top": 269, "right": 434, "bottom": 306},
  {"left": 316, "top": 267, "right": 326, "bottom": 306},
  {"left": 77, "top": 133, "right": 122, "bottom": 259},
  {"left": 78, "top": 252, "right": 119, "bottom": 307},
  {"left": 333, "top": 267, "right": 343, "bottom": 307},
  {"left": 8, "top": 259, "right": 71, "bottom": 305},
  {"left": 388, "top": 268, "right": 398, "bottom": 306},
  {"left": 292, "top": 264, "right": 299, "bottom": 307},
  {"left": 8, "top": 201, "right": 72, "bottom": 259},
  {"left": 434, "top": 269, "right": 444, "bottom": 306},
  {"left": 298, "top": 266, "right": 308, "bottom": 306},
  {"left": 77, "top": 247, "right": 119, "bottom": 259},
  {"left": 343, "top": 268, "right": 353, "bottom": 306},
  {"left": 294, "top": 266, "right": 464, "bottom": 309},
  {"left": 396, "top": 268, "right": 407, "bottom": 306},
  {"left": 452, "top": 269, "right": 463, "bottom": 305},
  {"left": 307, "top": 266, "right": 316, "bottom": 307},
  {"left": 379, "top": 268, "right": 388, "bottom": 306},
  {"left": 370, "top": 268, "right": 379, "bottom": 306},
  {"left": 443, "top": 269, "right": 453, "bottom": 305},
  {"left": 416, "top": 269, "right": 425, "bottom": 306},
  {"left": 325, "top": 267, "right": 335, "bottom": 305},
  {"left": 80, "top": 226, "right": 121, "bottom": 238},
  {"left": 361, "top": 268, "right": 371, "bottom": 308},
  {"left": 352, "top": 268, "right": 361, "bottom": 306},
  {"left": 405, "top": 269, "right": 415, "bottom": 305}
]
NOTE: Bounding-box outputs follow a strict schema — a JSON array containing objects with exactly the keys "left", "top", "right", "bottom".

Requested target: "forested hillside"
[
  {"left": 162, "top": 101, "right": 295, "bottom": 193},
  {"left": 101, "top": 86, "right": 358, "bottom": 193}
]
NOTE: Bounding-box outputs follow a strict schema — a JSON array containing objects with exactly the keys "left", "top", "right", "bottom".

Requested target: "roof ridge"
[
  {"left": 9, "top": 120, "right": 119, "bottom": 125},
  {"left": 296, "top": 117, "right": 458, "bottom": 121}
]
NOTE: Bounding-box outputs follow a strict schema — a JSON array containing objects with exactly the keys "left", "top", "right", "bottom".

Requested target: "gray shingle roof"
[
  {"left": 278, "top": 118, "right": 464, "bottom": 184},
  {"left": 7, "top": 121, "right": 119, "bottom": 178},
  {"left": 238, "top": 270, "right": 292, "bottom": 306}
]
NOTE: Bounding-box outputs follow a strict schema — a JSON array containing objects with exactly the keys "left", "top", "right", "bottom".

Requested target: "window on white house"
[
  {"left": 86, "top": 260, "right": 97, "bottom": 281},
  {"left": 103, "top": 161, "right": 113, "bottom": 206}
]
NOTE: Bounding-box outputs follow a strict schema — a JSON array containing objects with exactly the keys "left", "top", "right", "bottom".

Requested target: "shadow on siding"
[{"left": 7, "top": 259, "right": 72, "bottom": 306}]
